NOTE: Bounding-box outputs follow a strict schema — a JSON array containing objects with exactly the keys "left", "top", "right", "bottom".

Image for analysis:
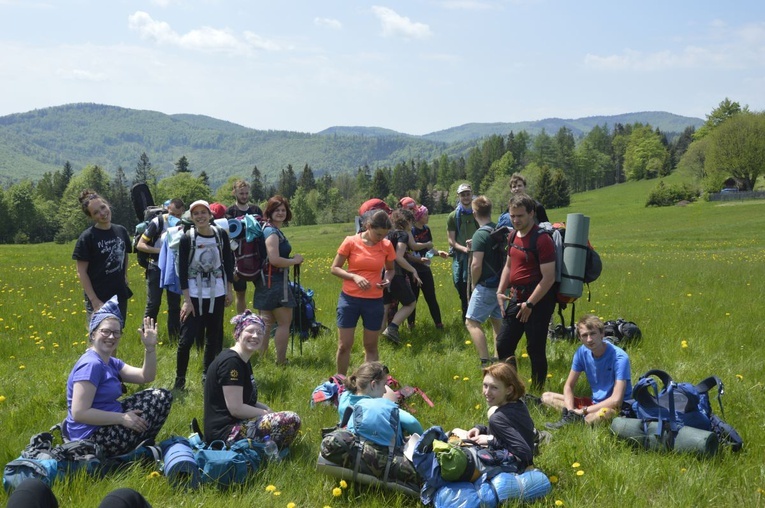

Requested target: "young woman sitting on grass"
[
  {"left": 455, "top": 361, "right": 535, "bottom": 470},
  {"left": 65, "top": 296, "right": 173, "bottom": 457},
  {"left": 203, "top": 310, "right": 301, "bottom": 449},
  {"left": 338, "top": 361, "right": 423, "bottom": 444}
]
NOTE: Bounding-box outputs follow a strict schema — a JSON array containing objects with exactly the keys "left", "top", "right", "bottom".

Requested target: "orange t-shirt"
[{"left": 337, "top": 234, "right": 396, "bottom": 299}]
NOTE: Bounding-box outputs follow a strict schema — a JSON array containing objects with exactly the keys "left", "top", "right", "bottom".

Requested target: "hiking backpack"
[
  {"left": 629, "top": 369, "right": 743, "bottom": 451},
  {"left": 133, "top": 207, "right": 165, "bottom": 269},
  {"left": 509, "top": 223, "right": 602, "bottom": 329},
  {"left": 478, "top": 224, "right": 513, "bottom": 286},
  {"left": 603, "top": 318, "right": 642, "bottom": 345},
  {"left": 290, "top": 281, "right": 329, "bottom": 340},
  {"left": 232, "top": 214, "right": 267, "bottom": 282}
]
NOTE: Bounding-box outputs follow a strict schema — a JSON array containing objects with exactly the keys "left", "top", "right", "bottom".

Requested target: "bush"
[{"left": 645, "top": 180, "right": 698, "bottom": 207}]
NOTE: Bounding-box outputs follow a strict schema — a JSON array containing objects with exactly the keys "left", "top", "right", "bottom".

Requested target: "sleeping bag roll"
[
  {"left": 559, "top": 213, "right": 590, "bottom": 299},
  {"left": 610, "top": 417, "right": 719, "bottom": 456}
]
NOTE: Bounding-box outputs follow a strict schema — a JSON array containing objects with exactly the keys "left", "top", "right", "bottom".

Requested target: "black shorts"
[
  {"left": 383, "top": 274, "right": 416, "bottom": 306},
  {"left": 232, "top": 277, "right": 250, "bottom": 292}
]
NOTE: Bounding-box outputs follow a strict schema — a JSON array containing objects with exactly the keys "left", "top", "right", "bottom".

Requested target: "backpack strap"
[{"left": 695, "top": 376, "right": 725, "bottom": 417}]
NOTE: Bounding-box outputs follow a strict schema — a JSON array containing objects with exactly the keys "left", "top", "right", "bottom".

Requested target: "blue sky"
[{"left": 0, "top": 0, "right": 762, "bottom": 134}]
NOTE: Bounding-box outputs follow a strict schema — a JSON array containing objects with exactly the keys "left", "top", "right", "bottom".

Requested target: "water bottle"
[
  {"left": 425, "top": 248, "right": 436, "bottom": 259},
  {"left": 263, "top": 435, "right": 280, "bottom": 462}
]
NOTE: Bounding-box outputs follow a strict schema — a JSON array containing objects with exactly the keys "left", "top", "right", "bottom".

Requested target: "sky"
[{"left": 0, "top": 1, "right": 763, "bottom": 135}]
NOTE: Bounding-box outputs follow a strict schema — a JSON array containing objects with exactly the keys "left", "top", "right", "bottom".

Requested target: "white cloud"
[
  {"left": 314, "top": 17, "right": 342, "bottom": 30},
  {"left": 128, "top": 11, "right": 280, "bottom": 54},
  {"left": 57, "top": 68, "right": 108, "bottom": 81},
  {"left": 371, "top": 6, "right": 432, "bottom": 40},
  {"left": 440, "top": 1, "right": 493, "bottom": 10},
  {"left": 150, "top": 0, "right": 182, "bottom": 6}
]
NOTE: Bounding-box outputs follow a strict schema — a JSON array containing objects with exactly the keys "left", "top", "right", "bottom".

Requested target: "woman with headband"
[{"left": 203, "top": 310, "right": 301, "bottom": 449}]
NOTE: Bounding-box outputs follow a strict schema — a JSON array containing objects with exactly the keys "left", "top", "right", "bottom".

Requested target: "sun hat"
[{"left": 90, "top": 295, "right": 123, "bottom": 332}]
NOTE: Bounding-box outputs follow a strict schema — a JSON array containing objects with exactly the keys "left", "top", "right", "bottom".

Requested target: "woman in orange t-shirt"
[{"left": 330, "top": 210, "right": 396, "bottom": 376}]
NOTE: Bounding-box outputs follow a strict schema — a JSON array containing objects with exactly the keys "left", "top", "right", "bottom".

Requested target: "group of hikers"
[{"left": 8, "top": 174, "right": 638, "bottom": 506}]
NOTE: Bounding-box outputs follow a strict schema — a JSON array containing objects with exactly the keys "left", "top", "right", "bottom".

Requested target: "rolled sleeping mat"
[
  {"left": 486, "top": 469, "right": 552, "bottom": 503},
  {"left": 611, "top": 418, "right": 719, "bottom": 456},
  {"left": 559, "top": 213, "right": 590, "bottom": 299},
  {"left": 434, "top": 481, "right": 482, "bottom": 508},
  {"left": 163, "top": 440, "right": 200, "bottom": 489}
]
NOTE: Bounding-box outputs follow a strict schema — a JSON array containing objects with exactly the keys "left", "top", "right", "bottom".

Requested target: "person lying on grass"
[
  {"left": 541, "top": 314, "right": 632, "bottom": 429},
  {"left": 65, "top": 296, "right": 172, "bottom": 457}
]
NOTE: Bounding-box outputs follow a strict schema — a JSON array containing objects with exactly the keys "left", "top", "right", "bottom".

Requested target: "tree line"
[{"left": 1, "top": 98, "right": 761, "bottom": 244}]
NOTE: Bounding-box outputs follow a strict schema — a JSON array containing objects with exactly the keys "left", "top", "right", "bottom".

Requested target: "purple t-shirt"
[{"left": 65, "top": 349, "right": 125, "bottom": 440}]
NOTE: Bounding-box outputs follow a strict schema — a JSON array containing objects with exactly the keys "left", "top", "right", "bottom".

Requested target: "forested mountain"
[{"left": 0, "top": 103, "right": 702, "bottom": 187}]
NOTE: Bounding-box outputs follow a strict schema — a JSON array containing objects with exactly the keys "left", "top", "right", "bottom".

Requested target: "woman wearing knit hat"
[
  {"left": 203, "top": 310, "right": 301, "bottom": 449},
  {"left": 64, "top": 296, "right": 173, "bottom": 457}
]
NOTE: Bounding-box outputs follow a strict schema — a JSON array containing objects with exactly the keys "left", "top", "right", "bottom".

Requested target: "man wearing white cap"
[{"left": 447, "top": 183, "right": 477, "bottom": 321}]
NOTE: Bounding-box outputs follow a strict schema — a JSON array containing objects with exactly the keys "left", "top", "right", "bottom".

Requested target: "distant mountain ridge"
[{"left": 0, "top": 103, "right": 702, "bottom": 187}]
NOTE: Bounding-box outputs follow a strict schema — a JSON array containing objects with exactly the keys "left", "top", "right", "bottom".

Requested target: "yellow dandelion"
[
  {"left": 453, "top": 375, "right": 460, "bottom": 380},
  {"left": 555, "top": 501, "right": 564, "bottom": 506},
  {"left": 407, "top": 343, "right": 412, "bottom": 348},
  {"left": 464, "top": 340, "right": 471, "bottom": 345},
  {"left": 736, "top": 374, "right": 743, "bottom": 381},
  {"left": 521, "top": 353, "right": 529, "bottom": 358},
  {"left": 147, "top": 471, "right": 161, "bottom": 479},
  {"left": 725, "top": 312, "right": 731, "bottom": 316},
  {"left": 266, "top": 485, "right": 277, "bottom": 492},
  {"left": 0, "top": 396, "right": 6, "bottom": 403},
  {"left": 332, "top": 487, "right": 342, "bottom": 497},
  {"left": 287, "top": 503, "right": 296, "bottom": 508},
  {"left": 681, "top": 341, "right": 688, "bottom": 349},
  {"left": 273, "top": 491, "right": 281, "bottom": 496},
  {"left": 549, "top": 475, "right": 558, "bottom": 484},
  {"left": 463, "top": 377, "right": 469, "bottom": 381},
  {"left": 546, "top": 373, "right": 552, "bottom": 378},
  {"left": 339, "top": 480, "right": 348, "bottom": 489},
  {"left": 686, "top": 293, "right": 692, "bottom": 297},
  {"left": 576, "top": 470, "right": 584, "bottom": 476},
  {"left": 19, "top": 365, "right": 25, "bottom": 370},
  {"left": 571, "top": 462, "right": 580, "bottom": 468},
  {"left": 680, "top": 468, "right": 687, "bottom": 473},
  {"left": 475, "top": 404, "right": 481, "bottom": 410}
]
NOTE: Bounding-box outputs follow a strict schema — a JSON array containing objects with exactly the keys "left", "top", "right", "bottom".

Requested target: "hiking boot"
[
  {"left": 545, "top": 408, "right": 584, "bottom": 430},
  {"left": 173, "top": 377, "right": 186, "bottom": 391},
  {"left": 382, "top": 326, "right": 401, "bottom": 345}
]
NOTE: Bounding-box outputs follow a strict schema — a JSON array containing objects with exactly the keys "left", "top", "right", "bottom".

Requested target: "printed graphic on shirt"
[{"left": 98, "top": 237, "right": 126, "bottom": 276}]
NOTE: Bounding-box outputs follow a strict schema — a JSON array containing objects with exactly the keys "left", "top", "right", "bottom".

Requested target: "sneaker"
[
  {"left": 523, "top": 393, "right": 543, "bottom": 407},
  {"left": 544, "top": 408, "right": 584, "bottom": 430},
  {"left": 382, "top": 326, "right": 401, "bottom": 344}
]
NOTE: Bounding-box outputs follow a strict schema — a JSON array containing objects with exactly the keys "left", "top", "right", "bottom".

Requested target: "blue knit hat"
[{"left": 90, "top": 295, "right": 123, "bottom": 332}]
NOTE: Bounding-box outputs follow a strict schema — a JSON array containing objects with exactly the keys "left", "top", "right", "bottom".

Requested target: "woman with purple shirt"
[{"left": 65, "top": 296, "right": 172, "bottom": 457}]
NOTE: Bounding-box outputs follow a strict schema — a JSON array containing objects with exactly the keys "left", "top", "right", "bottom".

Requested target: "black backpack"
[
  {"left": 603, "top": 318, "right": 642, "bottom": 344},
  {"left": 133, "top": 207, "right": 165, "bottom": 269}
]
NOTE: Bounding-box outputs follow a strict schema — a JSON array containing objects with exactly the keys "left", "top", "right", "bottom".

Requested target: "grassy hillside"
[
  {"left": 1, "top": 179, "right": 762, "bottom": 507},
  {"left": 0, "top": 104, "right": 701, "bottom": 187}
]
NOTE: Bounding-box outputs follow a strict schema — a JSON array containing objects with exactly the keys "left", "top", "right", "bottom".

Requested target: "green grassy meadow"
[{"left": 1, "top": 179, "right": 764, "bottom": 507}]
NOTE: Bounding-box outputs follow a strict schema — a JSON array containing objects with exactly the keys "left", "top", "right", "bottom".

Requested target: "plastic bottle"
[
  {"left": 263, "top": 435, "right": 280, "bottom": 462},
  {"left": 425, "top": 248, "right": 436, "bottom": 259}
]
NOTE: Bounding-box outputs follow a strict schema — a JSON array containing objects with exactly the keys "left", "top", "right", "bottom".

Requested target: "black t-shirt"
[
  {"left": 411, "top": 225, "right": 433, "bottom": 273},
  {"left": 226, "top": 204, "right": 263, "bottom": 219},
  {"left": 476, "top": 401, "right": 535, "bottom": 468},
  {"left": 204, "top": 349, "right": 259, "bottom": 443},
  {"left": 72, "top": 225, "right": 132, "bottom": 302},
  {"left": 386, "top": 229, "right": 409, "bottom": 276}
]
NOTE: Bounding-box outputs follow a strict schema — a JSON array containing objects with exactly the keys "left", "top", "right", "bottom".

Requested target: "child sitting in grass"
[{"left": 541, "top": 314, "right": 632, "bottom": 429}]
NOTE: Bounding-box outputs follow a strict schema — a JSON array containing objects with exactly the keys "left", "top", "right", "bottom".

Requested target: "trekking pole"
[{"left": 295, "top": 264, "right": 303, "bottom": 355}]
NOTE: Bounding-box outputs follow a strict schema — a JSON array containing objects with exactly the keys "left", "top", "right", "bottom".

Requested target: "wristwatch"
[
  {"left": 525, "top": 301, "right": 535, "bottom": 309},
  {"left": 582, "top": 406, "right": 589, "bottom": 416}
]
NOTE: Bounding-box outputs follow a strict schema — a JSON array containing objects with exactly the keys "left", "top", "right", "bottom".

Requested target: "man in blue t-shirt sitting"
[{"left": 541, "top": 314, "right": 632, "bottom": 428}]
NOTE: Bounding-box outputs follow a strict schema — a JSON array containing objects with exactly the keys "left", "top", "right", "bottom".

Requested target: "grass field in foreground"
[{"left": 1, "top": 179, "right": 764, "bottom": 507}]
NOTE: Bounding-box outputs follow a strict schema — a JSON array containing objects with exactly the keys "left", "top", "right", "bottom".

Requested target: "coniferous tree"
[
  {"left": 134, "top": 152, "right": 156, "bottom": 186},
  {"left": 56, "top": 161, "right": 74, "bottom": 199},
  {"left": 298, "top": 164, "right": 316, "bottom": 192},
  {"left": 278, "top": 164, "right": 298, "bottom": 199},
  {"left": 356, "top": 165, "right": 372, "bottom": 197},
  {"left": 199, "top": 170, "right": 211, "bottom": 189},
  {"left": 535, "top": 166, "right": 555, "bottom": 209},
  {"left": 418, "top": 181, "right": 433, "bottom": 211},
  {"left": 550, "top": 169, "right": 571, "bottom": 208},
  {"left": 250, "top": 165, "right": 266, "bottom": 202},
  {"left": 370, "top": 168, "right": 390, "bottom": 198},
  {"left": 175, "top": 155, "right": 190, "bottom": 174},
  {"left": 291, "top": 187, "right": 317, "bottom": 226},
  {"left": 109, "top": 167, "right": 134, "bottom": 229}
]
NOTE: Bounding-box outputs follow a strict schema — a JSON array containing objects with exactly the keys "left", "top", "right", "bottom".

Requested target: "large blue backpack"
[{"left": 630, "top": 369, "right": 743, "bottom": 451}]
